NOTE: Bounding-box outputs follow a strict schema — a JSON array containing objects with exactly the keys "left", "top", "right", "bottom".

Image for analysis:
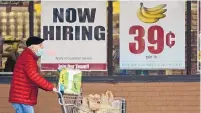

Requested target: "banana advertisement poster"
[
  {"left": 58, "top": 68, "right": 82, "bottom": 95},
  {"left": 120, "top": 1, "right": 185, "bottom": 70}
]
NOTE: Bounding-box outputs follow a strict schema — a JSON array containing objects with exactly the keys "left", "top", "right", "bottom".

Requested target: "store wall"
[{"left": 0, "top": 82, "right": 199, "bottom": 113}]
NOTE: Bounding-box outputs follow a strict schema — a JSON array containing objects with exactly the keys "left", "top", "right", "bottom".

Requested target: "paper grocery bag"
[{"left": 58, "top": 68, "right": 82, "bottom": 95}]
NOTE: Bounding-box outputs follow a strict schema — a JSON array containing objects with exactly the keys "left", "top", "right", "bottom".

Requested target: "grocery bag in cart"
[{"left": 58, "top": 68, "right": 82, "bottom": 95}]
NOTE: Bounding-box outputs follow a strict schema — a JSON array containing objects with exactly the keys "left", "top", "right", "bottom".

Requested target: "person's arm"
[{"left": 24, "top": 58, "right": 54, "bottom": 91}]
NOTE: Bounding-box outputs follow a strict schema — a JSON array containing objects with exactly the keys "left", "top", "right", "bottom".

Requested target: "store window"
[
  {"left": 0, "top": 1, "right": 200, "bottom": 76},
  {"left": 0, "top": 1, "right": 29, "bottom": 73}
]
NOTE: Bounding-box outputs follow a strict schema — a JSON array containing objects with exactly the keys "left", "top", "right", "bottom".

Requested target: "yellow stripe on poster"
[
  {"left": 34, "top": 3, "right": 41, "bottom": 15},
  {"left": 106, "top": 1, "right": 120, "bottom": 14},
  {"left": 113, "top": 1, "right": 119, "bottom": 14},
  {"left": 35, "top": 2, "right": 119, "bottom": 15}
]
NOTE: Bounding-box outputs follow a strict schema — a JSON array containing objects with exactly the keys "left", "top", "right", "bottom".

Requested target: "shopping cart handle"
[
  {"left": 54, "top": 90, "right": 60, "bottom": 93},
  {"left": 54, "top": 90, "right": 63, "bottom": 98},
  {"left": 54, "top": 91, "right": 66, "bottom": 107}
]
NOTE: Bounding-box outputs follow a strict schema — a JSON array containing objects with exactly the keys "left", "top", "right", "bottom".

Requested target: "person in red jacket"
[{"left": 9, "top": 36, "right": 57, "bottom": 113}]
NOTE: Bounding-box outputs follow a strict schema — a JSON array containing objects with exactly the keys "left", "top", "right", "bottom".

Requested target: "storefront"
[{"left": 0, "top": 1, "right": 200, "bottom": 113}]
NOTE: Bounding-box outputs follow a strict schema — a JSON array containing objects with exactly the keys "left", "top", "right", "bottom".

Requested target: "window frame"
[{"left": 0, "top": 1, "right": 200, "bottom": 83}]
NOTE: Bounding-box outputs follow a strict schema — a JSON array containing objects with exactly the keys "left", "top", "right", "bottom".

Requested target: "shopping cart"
[
  {"left": 53, "top": 67, "right": 126, "bottom": 113},
  {"left": 55, "top": 90, "right": 126, "bottom": 113}
]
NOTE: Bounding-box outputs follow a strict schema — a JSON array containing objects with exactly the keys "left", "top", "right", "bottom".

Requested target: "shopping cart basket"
[{"left": 56, "top": 91, "right": 126, "bottom": 113}]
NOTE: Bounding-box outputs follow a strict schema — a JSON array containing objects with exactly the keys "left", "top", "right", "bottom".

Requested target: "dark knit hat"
[{"left": 26, "top": 36, "right": 44, "bottom": 47}]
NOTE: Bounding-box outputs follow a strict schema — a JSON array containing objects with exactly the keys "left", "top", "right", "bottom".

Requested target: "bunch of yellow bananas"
[{"left": 137, "top": 3, "right": 167, "bottom": 23}]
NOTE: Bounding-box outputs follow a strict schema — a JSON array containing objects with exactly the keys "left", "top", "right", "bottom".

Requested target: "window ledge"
[{"left": 0, "top": 75, "right": 199, "bottom": 84}]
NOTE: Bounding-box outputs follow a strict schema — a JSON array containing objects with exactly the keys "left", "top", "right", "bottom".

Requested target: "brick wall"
[{"left": 0, "top": 82, "right": 200, "bottom": 113}]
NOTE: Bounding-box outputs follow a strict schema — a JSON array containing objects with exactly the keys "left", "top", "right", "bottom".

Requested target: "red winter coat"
[{"left": 9, "top": 48, "right": 54, "bottom": 105}]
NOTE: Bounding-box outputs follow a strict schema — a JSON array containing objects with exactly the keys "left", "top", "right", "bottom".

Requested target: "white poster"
[
  {"left": 41, "top": 1, "right": 107, "bottom": 71},
  {"left": 120, "top": 1, "right": 185, "bottom": 70},
  {"left": 198, "top": 1, "right": 201, "bottom": 73}
]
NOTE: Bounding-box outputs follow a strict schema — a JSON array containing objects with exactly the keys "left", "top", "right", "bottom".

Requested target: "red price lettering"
[
  {"left": 129, "top": 25, "right": 175, "bottom": 54},
  {"left": 166, "top": 31, "right": 175, "bottom": 48},
  {"left": 148, "top": 26, "right": 164, "bottom": 54},
  {"left": 129, "top": 26, "right": 145, "bottom": 54}
]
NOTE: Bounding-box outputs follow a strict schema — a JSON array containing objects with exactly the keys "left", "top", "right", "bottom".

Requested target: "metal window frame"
[
  {"left": 0, "top": 1, "right": 200, "bottom": 83},
  {"left": 186, "top": 1, "right": 192, "bottom": 75}
]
